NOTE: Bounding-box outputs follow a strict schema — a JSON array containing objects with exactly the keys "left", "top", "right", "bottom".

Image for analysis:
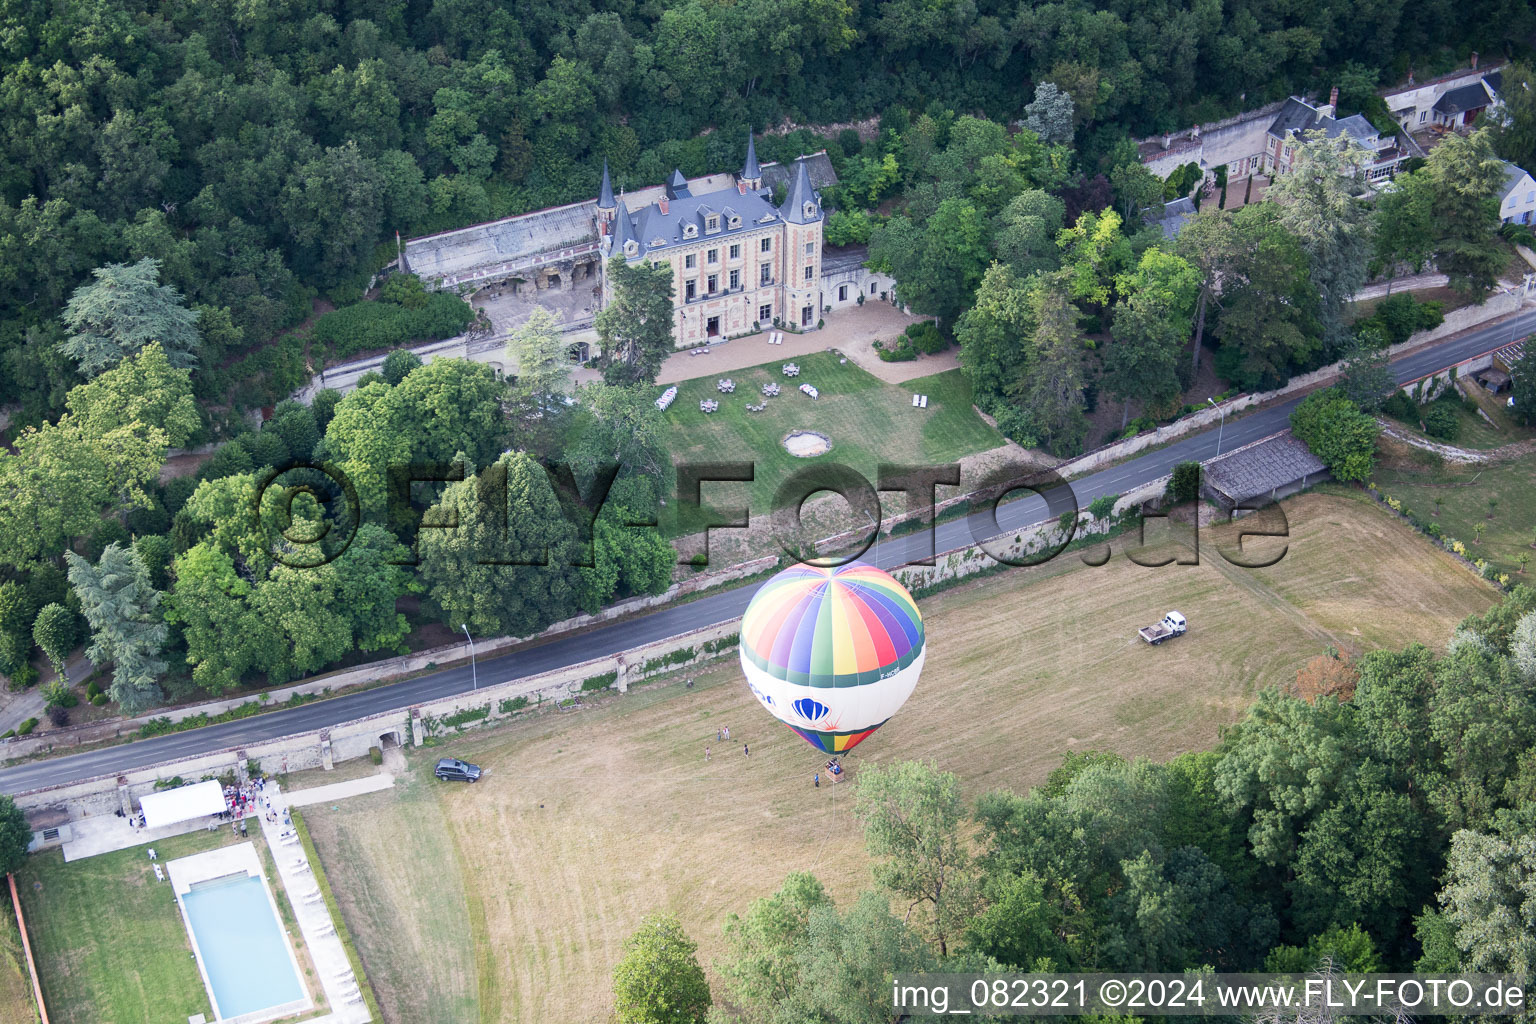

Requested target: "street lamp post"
[
  {"left": 461, "top": 624, "right": 477, "bottom": 691},
  {"left": 1207, "top": 397, "right": 1227, "bottom": 457}
]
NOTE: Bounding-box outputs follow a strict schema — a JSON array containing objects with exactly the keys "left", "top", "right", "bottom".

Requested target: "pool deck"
[
  {"left": 259, "top": 781, "right": 373, "bottom": 1024},
  {"left": 166, "top": 842, "right": 313, "bottom": 1024}
]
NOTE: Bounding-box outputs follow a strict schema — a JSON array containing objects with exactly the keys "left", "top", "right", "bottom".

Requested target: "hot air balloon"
[{"left": 738, "top": 561, "right": 925, "bottom": 754}]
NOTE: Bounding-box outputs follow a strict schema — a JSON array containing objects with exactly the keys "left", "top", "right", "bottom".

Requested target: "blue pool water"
[{"left": 181, "top": 873, "right": 305, "bottom": 1018}]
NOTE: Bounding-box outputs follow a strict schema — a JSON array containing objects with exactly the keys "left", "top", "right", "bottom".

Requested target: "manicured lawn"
[
  {"left": 14, "top": 829, "right": 237, "bottom": 1024},
  {"left": 1371, "top": 453, "right": 1536, "bottom": 576},
  {"left": 661, "top": 352, "right": 1003, "bottom": 521},
  {"left": 302, "top": 491, "right": 1495, "bottom": 1023}
]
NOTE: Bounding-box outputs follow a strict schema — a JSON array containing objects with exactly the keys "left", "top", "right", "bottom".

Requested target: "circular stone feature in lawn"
[{"left": 782, "top": 430, "right": 833, "bottom": 457}]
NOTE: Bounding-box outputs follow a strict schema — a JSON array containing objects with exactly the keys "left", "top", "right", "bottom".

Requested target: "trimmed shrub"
[
  {"left": 15, "top": 718, "right": 38, "bottom": 736},
  {"left": 1381, "top": 391, "right": 1418, "bottom": 422},
  {"left": 1167, "top": 462, "right": 1202, "bottom": 503},
  {"left": 1423, "top": 402, "right": 1460, "bottom": 441}
]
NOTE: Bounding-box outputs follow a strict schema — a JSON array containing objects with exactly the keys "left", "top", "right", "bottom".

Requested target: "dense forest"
[
  {"left": 610, "top": 591, "right": 1536, "bottom": 1023},
  {"left": 1, "top": 0, "right": 1533, "bottom": 421}
]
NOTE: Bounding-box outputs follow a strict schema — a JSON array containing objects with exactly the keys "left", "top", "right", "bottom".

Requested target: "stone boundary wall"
[
  {"left": 1, "top": 555, "right": 778, "bottom": 760},
  {"left": 8, "top": 478, "right": 1186, "bottom": 819},
  {"left": 9, "top": 618, "right": 744, "bottom": 817},
  {"left": 1062, "top": 290, "right": 1526, "bottom": 477}
]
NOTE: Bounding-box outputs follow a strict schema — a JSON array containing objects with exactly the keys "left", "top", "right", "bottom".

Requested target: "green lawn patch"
[
  {"left": 661, "top": 352, "right": 1002, "bottom": 521},
  {"left": 1371, "top": 455, "right": 1536, "bottom": 577},
  {"left": 14, "top": 829, "right": 239, "bottom": 1024}
]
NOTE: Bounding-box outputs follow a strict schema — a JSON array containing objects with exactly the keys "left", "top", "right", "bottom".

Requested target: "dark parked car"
[{"left": 434, "top": 758, "right": 482, "bottom": 782}]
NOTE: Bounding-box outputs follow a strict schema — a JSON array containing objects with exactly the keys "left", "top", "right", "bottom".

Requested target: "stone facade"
[{"left": 600, "top": 135, "right": 830, "bottom": 346}]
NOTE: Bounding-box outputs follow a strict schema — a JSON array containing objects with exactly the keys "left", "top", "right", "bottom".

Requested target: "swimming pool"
[{"left": 181, "top": 872, "right": 306, "bottom": 1019}]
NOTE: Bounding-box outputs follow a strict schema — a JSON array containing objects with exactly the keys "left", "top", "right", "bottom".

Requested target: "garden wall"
[
  {"left": 0, "top": 555, "right": 776, "bottom": 761},
  {"left": 1061, "top": 289, "right": 1527, "bottom": 477}
]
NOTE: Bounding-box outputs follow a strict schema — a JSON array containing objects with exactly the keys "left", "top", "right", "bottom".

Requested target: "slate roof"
[
  {"left": 598, "top": 160, "right": 615, "bottom": 210},
  {"left": 1484, "top": 70, "right": 1504, "bottom": 96},
  {"left": 623, "top": 184, "right": 783, "bottom": 258},
  {"left": 1155, "top": 196, "right": 1196, "bottom": 239},
  {"left": 403, "top": 199, "right": 600, "bottom": 281},
  {"left": 820, "top": 245, "right": 870, "bottom": 274},
  {"left": 1203, "top": 431, "right": 1328, "bottom": 504},
  {"left": 1268, "top": 98, "right": 1380, "bottom": 146},
  {"left": 742, "top": 131, "right": 762, "bottom": 181},
  {"left": 1434, "top": 82, "right": 1494, "bottom": 115},
  {"left": 781, "top": 158, "right": 820, "bottom": 225},
  {"left": 666, "top": 169, "right": 691, "bottom": 199},
  {"left": 1501, "top": 161, "right": 1534, "bottom": 199},
  {"left": 1270, "top": 97, "right": 1320, "bottom": 136},
  {"left": 760, "top": 151, "right": 838, "bottom": 193}
]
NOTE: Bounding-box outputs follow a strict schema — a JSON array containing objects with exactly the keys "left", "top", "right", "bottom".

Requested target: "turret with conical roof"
[
  {"left": 598, "top": 160, "right": 615, "bottom": 212},
  {"left": 596, "top": 159, "right": 616, "bottom": 232},
  {"left": 741, "top": 131, "right": 762, "bottom": 190},
  {"left": 781, "top": 156, "right": 821, "bottom": 225},
  {"left": 608, "top": 199, "right": 641, "bottom": 260}
]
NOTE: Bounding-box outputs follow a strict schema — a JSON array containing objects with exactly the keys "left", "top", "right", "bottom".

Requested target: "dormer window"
[
  {"left": 803, "top": 202, "right": 816, "bottom": 219},
  {"left": 728, "top": 215, "right": 741, "bottom": 228},
  {"left": 623, "top": 240, "right": 638, "bottom": 257},
  {"left": 683, "top": 223, "right": 698, "bottom": 238},
  {"left": 706, "top": 215, "right": 720, "bottom": 232}
]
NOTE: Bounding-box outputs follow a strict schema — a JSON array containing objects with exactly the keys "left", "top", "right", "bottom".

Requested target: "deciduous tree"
[
  {"left": 853, "top": 760, "right": 978, "bottom": 956},
  {"left": 612, "top": 914, "right": 711, "bottom": 1024}
]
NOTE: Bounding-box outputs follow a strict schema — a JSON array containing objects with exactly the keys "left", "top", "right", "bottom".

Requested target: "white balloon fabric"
[{"left": 738, "top": 561, "right": 925, "bottom": 754}]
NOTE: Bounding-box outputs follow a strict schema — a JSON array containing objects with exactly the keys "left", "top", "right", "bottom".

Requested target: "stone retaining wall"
[
  {"left": 1060, "top": 289, "right": 1526, "bottom": 477},
  {"left": 2, "top": 555, "right": 777, "bottom": 761},
  {"left": 10, "top": 479, "right": 1183, "bottom": 820}
]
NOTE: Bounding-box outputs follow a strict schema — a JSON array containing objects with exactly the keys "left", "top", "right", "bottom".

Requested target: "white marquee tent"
[{"left": 138, "top": 779, "right": 227, "bottom": 829}]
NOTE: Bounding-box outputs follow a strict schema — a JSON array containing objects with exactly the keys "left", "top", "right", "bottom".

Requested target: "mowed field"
[{"left": 300, "top": 491, "right": 1497, "bottom": 1024}]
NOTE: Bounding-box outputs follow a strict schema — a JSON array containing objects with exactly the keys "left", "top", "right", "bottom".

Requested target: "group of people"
[
  {"left": 705, "top": 726, "right": 750, "bottom": 761},
  {"left": 222, "top": 777, "right": 283, "bottom": 826}
]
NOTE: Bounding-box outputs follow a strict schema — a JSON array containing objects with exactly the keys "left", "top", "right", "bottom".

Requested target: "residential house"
[
  {"left": 1382, "top": 56, "right": 1505, "bottom": 133},
  {"left": 1498, "top": 161, "right": 1536, "bottom": 225},
  {"left": 1263, "top": 92, "right": 1404, "bottom": 182}
]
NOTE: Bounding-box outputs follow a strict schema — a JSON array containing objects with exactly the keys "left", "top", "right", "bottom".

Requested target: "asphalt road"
[{"left": 4, "top": 308, "right": 1531, "bottom": 795}]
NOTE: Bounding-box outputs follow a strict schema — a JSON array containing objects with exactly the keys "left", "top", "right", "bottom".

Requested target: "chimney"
[
  {"left": 1162, "top": 134, "right": 1171, "bottom": 150},
  {"left": 738, "top": 181, "right": 747, "bottom": 195},
  {"left": 1330, "top": 85, "right": 1339, "bottom": 110},
  {"left": 659, "top": 196, "right": 669, "bottom": 214},
  {"left": 1192, "top": 123, "right": 1201, "bottom": 139},
  {"left": 1471, "top": 51, "right": 1479, "bottom": 70}
]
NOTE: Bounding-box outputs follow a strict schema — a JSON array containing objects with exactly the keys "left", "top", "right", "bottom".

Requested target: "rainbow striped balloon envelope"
[{"left": 739, "top": 561, "right": 925, "bottom": 754}]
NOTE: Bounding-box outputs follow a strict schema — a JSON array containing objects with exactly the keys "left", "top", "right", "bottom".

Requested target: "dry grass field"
[{"left": 300, "top": 491, "right": 1498, "bottom": 1024}]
